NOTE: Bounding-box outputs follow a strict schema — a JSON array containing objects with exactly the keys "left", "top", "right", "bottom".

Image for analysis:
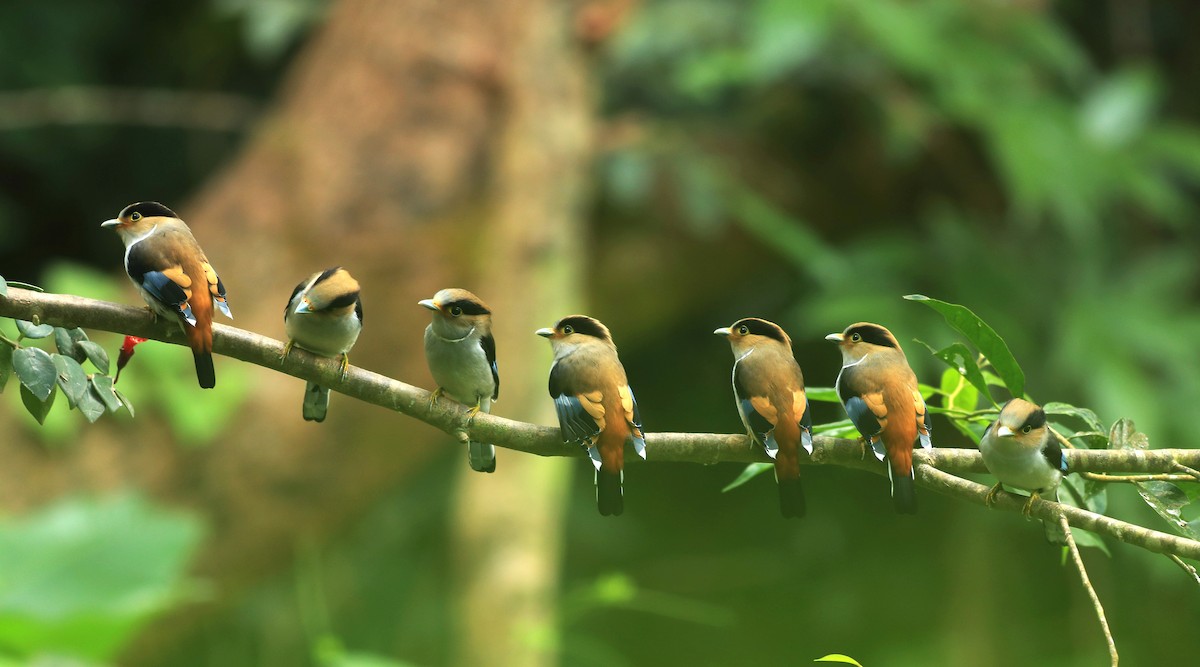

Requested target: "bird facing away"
[
  {"left": 827, "top": 322, "right": 932, "bottom": 514},
  {"left": 101, "top": 201, "right": 232, "bottom": 388},
  {"left": 715, "top": 318, "right": 813, "bottom": 518},
  {"left": 284, "top": 267, "right": 363, "bottom": 422},
  {"left": 980, "top": 398, "right": 1069, "bottom": 543},
  {"left": 420, "top": 288, "right": 498, "bottom": 473},
  {"left": 537, "top": 315, "right": 646, "bottom": 516}
]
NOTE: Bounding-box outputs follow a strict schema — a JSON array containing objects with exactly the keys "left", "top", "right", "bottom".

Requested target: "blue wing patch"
[
  {"left": 553, "top": 394, "right": 600, "bottom": 449},
  {"left": 139, "top": 270, "right": 195, "bottom": 325},
  {"left": 799, "top": 400, "right": 814, "bottom": 455},
  {"left": 627, "top": 386, "right": 646, "bottom": 460},
  {"left": 738, "top": 397, "right": 778, "bottom": 458}
]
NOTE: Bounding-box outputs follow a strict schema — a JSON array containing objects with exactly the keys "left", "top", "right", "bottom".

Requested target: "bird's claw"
[
  {"left": 1022, "top": 491, "right": 1041, "bottom": 518},
  {"left": 339, "top": 353, "right": 350, "bottom": 382},
  {"left": 428, "top": 387, "right": 444, "bottom": 409},
  {"left": 984, "top": 482, "right": 1004, "bottom": 508},
  {"left": 281, "top": 340, "right": 295, "bottom": 363}
]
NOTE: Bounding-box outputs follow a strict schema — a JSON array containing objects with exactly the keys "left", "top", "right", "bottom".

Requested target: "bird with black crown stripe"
[
  {"left": 827, "top": 322, "right": 932, "bottom": 513},
  {"left": 980, "top": 398, "right": 1069, "bottom": 543},
  {"left": 537, "top": 315, "right": 645, "bottom": 515},
  {"left": 421, "top": 289, "right": 499, "bottom": 473},
  {"left": 284, "top": 267, "right": 363, "bottom": 422},
  {"left": 715, "top": 317, "right": 813, "bottom": 518},
  {"left": 101, "top": 202, "right": 232, "bottom": 388}
]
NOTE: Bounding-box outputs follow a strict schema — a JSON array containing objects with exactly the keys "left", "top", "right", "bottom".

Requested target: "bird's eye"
[
  {"left": 449, "top": 305, "right": 463, "bottom": 317},
  {"left": 562, "top": 325, "right": 574, "bottom": 334},
  {"left": 1021, "top": 425, "right": 1033, "bottom": 434},
  {"left": 130, "top": 212, "right": 142, "bottom": 222},
  {"left": 737, "top": 325, "right": 749, "bottom": 335},
  {"left": 850, "top": 332, "right": 862, "bottom": 342}
]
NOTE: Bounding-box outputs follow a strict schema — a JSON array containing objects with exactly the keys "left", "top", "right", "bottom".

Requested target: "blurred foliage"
[
  {"left": 0, "top": 494, "right": 203, "bottom": 664},
  {"left": 2, "top": 0, "right": 1200, "bottom": 666}
]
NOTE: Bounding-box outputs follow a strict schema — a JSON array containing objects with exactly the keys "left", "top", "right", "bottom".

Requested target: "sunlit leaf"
[
  {"left": 1108, "top": 418, "right": 1148, "bottom": 450},
  {"left": 1135, "top": 481, "right": 1197, "bottom": 540},
  {"left": 20, "top": 383, "right": 56, "bottom": 425},
  {"left": 13, "top": 346, "right": 56, "bottom": 400},
  {"left": 905, "top": 295, "right": 1024, "bottom": 397},
  {"left": 722, "top": 463, "right": 772, "bottom": 492},
  {"left": 806, "top": 386, "right": 840, "bottom": 403},
  {"left": 76, "top": 341, "right": 110, "bottom": 375},
  {"left": 938, "top": 367, "right": 981, "bottom": 441},
  {"left": 0, "top": 275, "right": 6, "bottom": 297},
  {"left": 815, "top": 655, "right": 864, "bottom": 666},
  {"left": 15, "top": 320, "right": 53, "bottom": 340},
  {"left": 1081, "top": 67, "right": 1160, "bottom": 148},
  {"left": 918, "top": 339, "right": 993, "bottom": 405},
  {"left": 52, "top": 354, "right": 89, "bottom": 409}
]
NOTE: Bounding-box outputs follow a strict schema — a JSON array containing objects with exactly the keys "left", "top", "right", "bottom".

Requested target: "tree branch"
[{"left": 4, "top": 287, "right": 1200, "bottom": 562}]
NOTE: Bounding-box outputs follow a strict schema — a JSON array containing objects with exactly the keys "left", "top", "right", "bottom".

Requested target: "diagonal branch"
[{"left": 4, "top": 286, "right": 1200, "bottom": 562}]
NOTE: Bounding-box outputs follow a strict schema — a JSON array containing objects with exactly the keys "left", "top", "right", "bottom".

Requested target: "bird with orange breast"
[
  {"left": 102, "top": 202, "right": 232, "bottom": 388},
  {"left": 537, "top": 315, "right": 645, "bottom": 516},
  {"left": 715, "top": 318, "right": 812, "bottom": 518},
  {"left": 827, "top": 322, "right": 931, "bottom": 513}
]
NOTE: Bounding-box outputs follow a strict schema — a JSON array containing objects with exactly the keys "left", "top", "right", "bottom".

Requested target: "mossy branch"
[{"left": 3, "top": 287, "right": 1200, "bottom": 563}]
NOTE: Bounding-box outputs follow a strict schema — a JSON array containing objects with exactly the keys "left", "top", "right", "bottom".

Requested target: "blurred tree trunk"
[
  {"left": 0, "top": 0, "right": 592, "bottom": 663},
  {"left": 448, "top": 0, "right": 594, "bottom": 664}
]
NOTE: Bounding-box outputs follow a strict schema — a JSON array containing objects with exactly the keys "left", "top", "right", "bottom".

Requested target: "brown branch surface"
[{"left": 4, "top": 286, "right": 1200, "bottom": 564}]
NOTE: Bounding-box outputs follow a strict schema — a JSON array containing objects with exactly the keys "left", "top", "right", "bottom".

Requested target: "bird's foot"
[
  {"left": 281, "top": 340, "right": 295, "bottom": 363},
  {"left": 339, "top": 353, "right": 350, "bottom": 382},
  {"left": 1022, "top": 491, "right": 1041, "bottom": 518},
  {"left": 984, "top": 482, "right": 1004, "bottom": 508},
  {"left": 428, "top": 387, "right": 444, "bottom": 409},
  {"left": 464, "top": 401, "right": 483, "bottom": 427}
]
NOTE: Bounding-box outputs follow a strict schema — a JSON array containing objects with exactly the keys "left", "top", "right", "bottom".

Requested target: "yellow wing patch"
[
  {"left": 160, "top": 265, "right": 194, "bottom": 299},
  {"left": 791, "top": 389, "right": 808, "bottom": 419},
  {"left": 749, "top": 396, "right": 778, "bottom": 426},
  {"left": 912, "top": 389, "right": 930, "bottom": 435},
  {"left": 578, "top": 390, "right": 606, "bottom": 430},
  {"left": 864, "top": 391, "right": 889, "bottom": 429}
]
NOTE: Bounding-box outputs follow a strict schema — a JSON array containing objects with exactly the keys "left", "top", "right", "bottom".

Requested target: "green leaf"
[
  {"left": 905, "top": 294, "right": 1025, "bottom": 397},
  {"left": 13, "top": 346, "right": 57, "bottom": 401},
  {"left": 52, "top": 354, "right": 89, "bottom": 409},
  {"left": 77, "top": 341, "right": 110, "bottom": 375},
  {"left": 1068, "top": 528, "right": 1111, "bottom": 557},
  {"left": 76, "top": 386, "right": 107, "bottom": 423},
  {"left": 1043, "top": 402, "right": 1104, "bottom": 433},
  {"left": 814, "top": 656, "right": 863, "bottom": 667},
  {"left": 938, "top": 367, "right": 981, "bottom": 441},
  {"left": 1135, "top": 481, "right": 1198, "bottom": 540},
  {"left": 114, "top": 388, "right": 135, "bottom": 418},
  {"left": 3, "top": 281, "right": 42, "bottom": 292},
  {"left": 1062, "top": 474, "right": 1107, "bottom": 515},
  {"left": 91, "top": 376, "right": 122, "bottom": 413},
  {"left": 54, "top": 327, "right": 78, "bottom": 360},
  {"left": 15, "top": 320, "right": 54, "bottom": 340},
  {"left": 922, "top": 340, "right": 992, "bottom": 405},
  {"left": 20, "top": 383, "right": 56, "bottom": 425},
  {"left": 722, "top": 463, "right": 772, "bottom": 493},
  {"left": 0, "top": 344, "right": 11, "bottom": 393},
  {"left": 813, "top": 418, "right": 859, "bottom": 438},
  {"left": 0, "top": 275, "right": 6, "bottom": 297},
  {"left": 1108, "top": 418, "right": 1148, "bottom": 450},
  {"left": 0, "top": 494, "right": 204, "bottom": 661}
]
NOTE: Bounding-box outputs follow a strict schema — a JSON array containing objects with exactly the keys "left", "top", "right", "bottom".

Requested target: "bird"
[
  {"left": 537, "top": 315, "right": 645, "bottom": 515},
  {"left": 979, "top": 398, "right": 1069, "bottom": 543},
  {"left": 283, "top": 267, "right": 363, "bottom": 423},
  {"left": 101, "top": 201, "right": 232, "bottom": 388},
  {"left": 827, "top": 322, "right": 931, "bottom": 514},
  {"left": 419, "top": 288, "right": 498, "bottom": 473},
  {"left": 715, "top": 318, "right": 812, "bottom": 518}
]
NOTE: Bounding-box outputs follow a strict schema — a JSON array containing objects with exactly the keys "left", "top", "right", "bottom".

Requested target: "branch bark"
[{"left": 6, "top": 286, "right": 1200, "bottom": 564}]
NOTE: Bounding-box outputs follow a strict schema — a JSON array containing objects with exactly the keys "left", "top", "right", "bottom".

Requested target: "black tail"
[
  {"left": 596, "top": 470, "right": 624, "bottom": 516},
  {"left": 302, "top": 382, "right": 329, "bottom": 422},
  {"left": 890, "top": 462, "right": 917, "bottom": 514},
  {"left": 468, "top": 442, "right": 497, "bottom": 473},
  {"left": 194, "top": 351, "right": 215, "bottom": 389},
  {"left": 777, "top": 477, "right": 806, "bottom": 519}
]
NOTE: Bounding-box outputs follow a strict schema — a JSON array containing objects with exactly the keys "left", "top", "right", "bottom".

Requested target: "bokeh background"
[{"left": 1, "top": 1, "right": 1198, "bottom": 665}]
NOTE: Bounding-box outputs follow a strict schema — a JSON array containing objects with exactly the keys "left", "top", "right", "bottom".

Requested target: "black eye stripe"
[
  {"left": 442, "top": 299, "right": 490, "bottom": 316},
  {"left": 1020, "top": 408, "right": 1047, "bottom": 431},
  {"left": 119, "top": 201, "right": 177, "bottom": 220},
  {"left": 730, "top": 318, "right": 788, "bottom": 345},
  {"left": 846, "top": 325, "right": 896, "bottom": 349}
]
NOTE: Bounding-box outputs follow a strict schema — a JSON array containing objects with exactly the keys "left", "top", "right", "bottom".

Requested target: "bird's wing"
[
  {"left": 480, "top": 333, "right": 499, "bottom": 401},
  {"left": 126, "top": 242, "right": 197, "bottom": 324},
  {"left": 203, "top": 261, "right": 232, "bottom": 319},
  {"left": 618, "top": 384, "right": 646, "bottom": 459},
  {"left": 1041, "top": 434, "right": 1068, "bottom": 474},
  {"left": 734, "top": 369, "right": 779, "bottom": 458},
  {"left": 549, "top": 360, "right": 604, "bottom": 457},
  {"left": 913, "top": 388, "right": 932, "bottom": 449}
]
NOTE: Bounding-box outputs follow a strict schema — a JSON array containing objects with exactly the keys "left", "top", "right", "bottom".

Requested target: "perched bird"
[
  {"left": 284, "top": 267, "right": 363, "bottom": 422},
  {"left": 827, "top": 322, "right": 931, "bottom": 514},
  {"left": 537, "top": 315, "right": 645, "bottom": 515},
  {"left": 420, "top": 289, "right": 498, "bottom": 473},
  {"left": 980, "top": 398, "right": 1069, "bottom": 543},
  {"left": 101, "top": 202, "right": 232, "bottom": 388},
  {"left": 715, "top": 318, "right": 813, "bottom": 518}
]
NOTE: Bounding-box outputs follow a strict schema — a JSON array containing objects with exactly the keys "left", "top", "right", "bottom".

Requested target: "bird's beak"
[
  {"left": 713, "top": 327, "right": 732, "bottom": 337},
  {"left": 100, "top": 218, "right": 121, "bottom": 229},
  {"left": 418, "top": 299, "right": 440, "bottom": 312},
  {"left": 294, "top": 299, "right": 312, "bottom": 314},
  {"left": 996, "top": 425, "right": 1014, "bottom": 438},
  {"left": 825, "top": 333, "right": 844, "bottom": 342},
  {"left": 535, "top": 327, "right": 555, "bottom": 338}
]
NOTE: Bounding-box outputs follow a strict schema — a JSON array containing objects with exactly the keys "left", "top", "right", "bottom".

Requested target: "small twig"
[
  {"left": 1061, "top": 513, "right": 1118, "bottom": 667},
  {"left": 1170, "top": 462, "right": 1200, "bottom": 482},
  {"left": 1082, "top": 472, "right": 1198, "bottom": 484},
  {"left": 1166, "top": 554, "right": 1200, "bottom": 588}
]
